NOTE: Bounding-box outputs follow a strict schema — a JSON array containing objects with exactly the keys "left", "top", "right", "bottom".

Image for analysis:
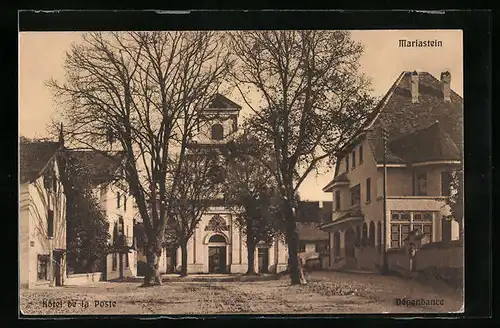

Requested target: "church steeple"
[{"left": 192, "top": 94, "right": 241, "bottom": 145}]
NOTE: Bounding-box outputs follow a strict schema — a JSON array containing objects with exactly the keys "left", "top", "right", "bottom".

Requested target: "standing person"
[{"left": 298, "top": 254, "right": 307, "bottom": 284}]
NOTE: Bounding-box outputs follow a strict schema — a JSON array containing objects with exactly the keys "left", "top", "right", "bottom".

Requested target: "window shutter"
[{"left": 47, "top": 210, "right": 54, "bottom": 238}]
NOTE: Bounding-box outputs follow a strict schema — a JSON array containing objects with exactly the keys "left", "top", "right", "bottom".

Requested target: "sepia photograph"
[{"left": 19, "top": 27, "right": 465, "bottom": 315}]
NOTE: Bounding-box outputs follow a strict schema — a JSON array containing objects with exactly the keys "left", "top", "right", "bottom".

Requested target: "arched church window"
[
  {"left": 208, "top": 234, "right": 226, "bottom": 243},
  {"left": 211, "top": 124, "right": 224, "bottom": 140}
]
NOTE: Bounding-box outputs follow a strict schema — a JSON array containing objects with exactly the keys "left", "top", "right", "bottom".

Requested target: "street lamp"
[{"left": 381, "top": 127, "right": 389, "bottom": 274}]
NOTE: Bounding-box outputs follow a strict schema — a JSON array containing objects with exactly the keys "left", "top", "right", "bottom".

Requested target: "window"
[
  {"left": 346, "top": 156, "right": 349, "bottom": 173},
  {"left": 415, "top": 172, "right": 427, "bottom": 196},
  {"left": 369, "top": 221, "right": 375, "bottom": 247},
  {"left": 362, "top": 223, "right": 368, "bottom": 246},
  {"left": 208, "top": 234, "right": 226, "bottom": 243},
  {"left": 350, "top": 184, "right": 361, "bottom": 206},
  {"left": 441, "top": 172, "right": 452, "bottom": 196},
  {"left": 47, "top": 209, "right": 54, "bottom": 238},
  {"left": 117, "top": 192, "right": 121, "bottom": 208},
  {"left": 118, "top": 216, "right": 124, "bottom": 234},
  {"left": 37, "top": 254, "right": 49, "bottom": 280},
  {"left": 298, "top": 242, "right": 306, "bottom": 253},
  {"left": 112, "top": 222, "right": 119, "bottom": 244},
  {"left": 352, "top": 151, "right": 356, "bottom": 169},
  {"left": 125, "top": 253, "right": 129, "bottom": 268},
  {"left": 124, "top": 197, "right": 127, "bottom": 211},
  {"left": 359, "top": 145, "right": 363, "bottom": 164},
  {"left": 211, "top": 124, "right": 224, "bottom": 140},
  {"left": 366, "top": 178, "right": 371, "bottom": 202},
  {"left": 335, "top": 190, "right": 341, "bottom": 211},
  {"left": 390, "top": 211, "right": 434, "bottom": 248}
]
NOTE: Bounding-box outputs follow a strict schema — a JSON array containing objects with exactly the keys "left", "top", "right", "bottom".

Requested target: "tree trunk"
[
  {"left": 180, "top": 242, "right": 188, "bottom": 277},
  {"left": 143, "top": 240, "right": 162, "bottom": 286},
  {"left": 285, "top": 212, "right": 304, "bottom": 285},
  {"left": 246, "top": 237, "right": 256, "bottom": 275}
]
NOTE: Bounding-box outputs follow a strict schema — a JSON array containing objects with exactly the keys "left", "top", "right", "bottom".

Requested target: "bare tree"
[
  {"left": 166, "top": 147, "right": 222, "bottom": 277},
  {"left": 48, "top": 31, "right": 232, "bottom": 286},
  {"left": 229, "top": 30, "right": 375, "bottom": 284},
  {"left": 222, "top": 133, "right": 284, "bottom": 275}
]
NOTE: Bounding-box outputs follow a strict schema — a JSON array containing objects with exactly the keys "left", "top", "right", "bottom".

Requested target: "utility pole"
[{"left": 382, "top": 127, "right": 389, "bottom": 274}]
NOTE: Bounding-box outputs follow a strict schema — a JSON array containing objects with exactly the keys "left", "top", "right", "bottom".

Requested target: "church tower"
[{"left": 191, "top": 93, "right": 242, "bottom": 145}]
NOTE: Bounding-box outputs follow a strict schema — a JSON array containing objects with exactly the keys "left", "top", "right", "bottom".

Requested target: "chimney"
[
  {"left": 441, "top": 71, "right": 451, "bottom": 102},
  {"left": 411, "top": 71, "right": 419, "bottom": 103}
]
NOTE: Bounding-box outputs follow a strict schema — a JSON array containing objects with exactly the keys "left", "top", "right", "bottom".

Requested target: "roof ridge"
[{"left": 364, "top": 71, "right": 407, "bottom": 131}]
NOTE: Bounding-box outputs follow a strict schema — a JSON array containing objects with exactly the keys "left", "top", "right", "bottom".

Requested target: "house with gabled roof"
[
  {"left": 19, "top": 137, "right": 67, "bottom": 288},
  {"left": 319, "top": 71, "right": 463, "bottom": 271},
  {"left": 68, "top": 150, "right": 138, "bottom": 280}
]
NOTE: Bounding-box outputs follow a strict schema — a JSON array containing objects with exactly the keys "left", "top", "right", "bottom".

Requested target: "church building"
[{"left": 160, "top": 94, "right": 289, "bottom": 274}]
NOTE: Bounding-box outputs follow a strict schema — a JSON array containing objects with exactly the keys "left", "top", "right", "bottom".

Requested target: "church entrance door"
[
  {"left": 258, "top": 248, "right": 269, "bottom": 273},
  {"left": 208, "top": 246, "right": 226, "bottom": 273}
]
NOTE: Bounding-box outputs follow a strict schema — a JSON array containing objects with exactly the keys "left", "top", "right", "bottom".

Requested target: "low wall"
[
  {"left": 416, "top": 240, "right": 463, "bottom": 269},
  {"left": 387, "top": 248, "right": 411, "bottom": 275},
  {"left": 65, "top": 272, "right": 103, "bottom": 285},
  {"left": 387, "top": 240, "right": 463, "bottom": 286}
]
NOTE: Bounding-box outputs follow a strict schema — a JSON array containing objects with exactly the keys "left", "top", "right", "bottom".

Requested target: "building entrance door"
[
  {"left": 345, "top": 228, "right": 356, "bottom": 258},
  {"left": 258, "top": 248, "right": 269, "bottom": 273},
  {"left": 166, "top": 248, "right": 177, "bottom": 273},
  {"left": 53, "top": 250, "right": 63, "bottom": 287},
  {"left": 208, "top": 246, "right": 226, "bottom": 273}
]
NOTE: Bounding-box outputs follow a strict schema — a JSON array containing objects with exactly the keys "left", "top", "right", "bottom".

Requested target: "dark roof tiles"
[
  {"left": 20, "top": 140, "right": 61, "bottom": 183},
  {"left": 388, "top": 121, "right": 461, "bottom": 163},
  {"left": 296, "top": 222, "right": 329, "bottom": 241},
  {"left": 366, "top": 71, "right": 463, "bottom": 164},
  {"left": 68, "top": 150, "right": 125, "bottom": 183},
  {"left": 208, "top": 93, "right": 242, "bottom": 110}
]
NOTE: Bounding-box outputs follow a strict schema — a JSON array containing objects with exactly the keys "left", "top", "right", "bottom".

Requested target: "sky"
[{"left": 19, "top": 30, "right": 463, "bottom": 201}]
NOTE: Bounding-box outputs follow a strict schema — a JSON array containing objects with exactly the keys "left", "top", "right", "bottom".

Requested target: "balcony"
[{"left": 321, "top": 205, "right": 364, "bottom": 231}]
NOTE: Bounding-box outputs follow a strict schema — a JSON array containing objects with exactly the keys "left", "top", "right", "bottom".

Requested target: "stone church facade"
[{"left": 162, "top": 94, "right": 289, "bottom": 274}]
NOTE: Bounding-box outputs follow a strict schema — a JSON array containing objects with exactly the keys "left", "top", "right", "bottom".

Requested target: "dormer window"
[{"left": 211, "top": 124, "right": 224, "bottom": 140}]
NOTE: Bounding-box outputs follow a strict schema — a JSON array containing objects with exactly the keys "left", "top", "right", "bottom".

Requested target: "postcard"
[{"left": 19, "top": 26, "right": 464, "bottom": 316}]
